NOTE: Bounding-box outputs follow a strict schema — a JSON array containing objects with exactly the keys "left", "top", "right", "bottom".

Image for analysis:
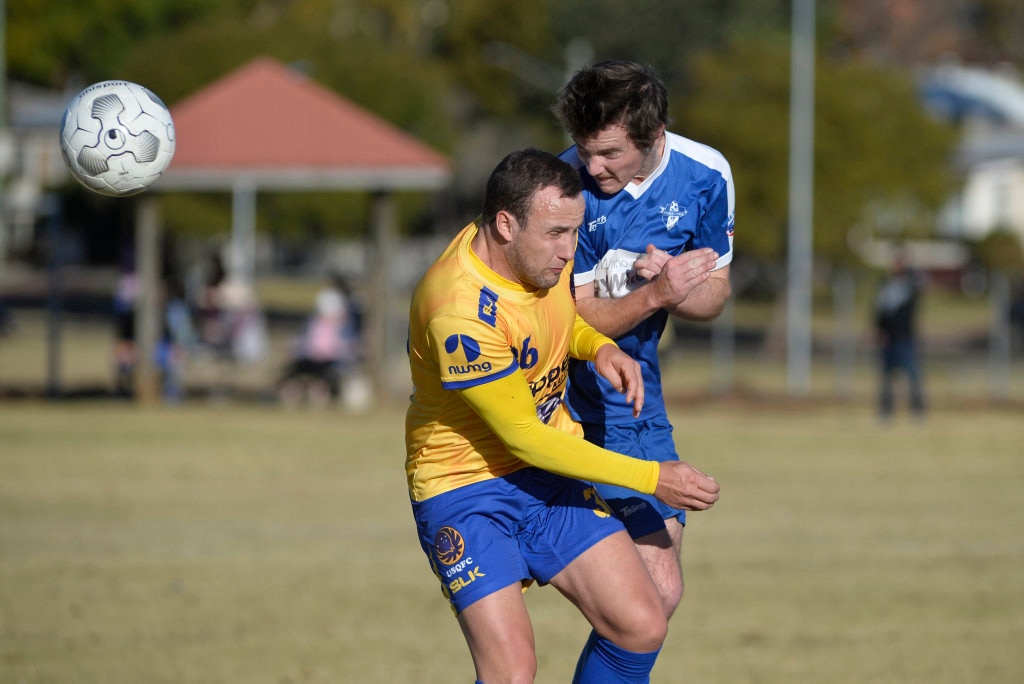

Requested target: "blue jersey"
[{"left": 563, "top": 132, "right": 735, "bottom": 425}]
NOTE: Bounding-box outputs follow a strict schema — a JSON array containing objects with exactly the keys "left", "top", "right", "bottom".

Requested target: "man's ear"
[{"left": 493, "top": 209, "right": 516, "bottom": 243}]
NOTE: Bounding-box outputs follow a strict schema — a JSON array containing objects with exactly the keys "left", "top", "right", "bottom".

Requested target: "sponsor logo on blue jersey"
[
  {"left": 478, "top": 287, "right": 498, "bottom": 326},
  {"left": 587, "top": 215, "right": 607, "bottom": 232}
]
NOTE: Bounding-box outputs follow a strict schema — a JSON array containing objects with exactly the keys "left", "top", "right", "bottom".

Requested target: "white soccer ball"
[{"left": 59, "top": 80, "right": 176, "bottom": 197}]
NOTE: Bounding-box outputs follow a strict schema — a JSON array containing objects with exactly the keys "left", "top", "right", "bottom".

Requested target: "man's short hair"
[
  {"left": 482, "top": 148, "right": 583, "bottom": 228},
  {"left": 553, "top": 60, "right": 669, "bottom": 151}
]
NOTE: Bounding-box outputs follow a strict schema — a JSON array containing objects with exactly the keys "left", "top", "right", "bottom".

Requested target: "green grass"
[{"left": 2, "top": 401, "right": 1022, "bottom": 683}]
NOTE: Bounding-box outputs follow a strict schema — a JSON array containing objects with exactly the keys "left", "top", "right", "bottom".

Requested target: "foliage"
[
  {"left": 679, "top": 38, "right": 958, "bottom": 269},
  {"left": 7, "top": 0, "right": 225, "bottom": 86},
  {"left": 4, "top": 0, "right": 1016, "bottom": 268},
  {"left": 971, "top": 228, "right": 1024, "bottom": 273},
  {"left": 550, "top": 0, "right": 792, "bottom": 85},
  {"left": 962, "top": 0, "right": 1024, "bottom": 64},
  {"left": 435, "top": 0, "right": 557, "bottom": 120}
]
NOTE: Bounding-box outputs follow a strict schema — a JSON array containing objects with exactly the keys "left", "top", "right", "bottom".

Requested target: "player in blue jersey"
[{"left": 553, "top": 60, "right": 735, "bottom": 620}]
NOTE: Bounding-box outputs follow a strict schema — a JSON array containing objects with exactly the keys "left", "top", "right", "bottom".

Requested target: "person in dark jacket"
[{"left": 874, "top": 253, "right": 926, "bottom": 419}]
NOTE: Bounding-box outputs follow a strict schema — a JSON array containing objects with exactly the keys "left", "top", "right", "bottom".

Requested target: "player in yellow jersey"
[{"left": 406, "top": 148, "right": 720, "bottom": 683}]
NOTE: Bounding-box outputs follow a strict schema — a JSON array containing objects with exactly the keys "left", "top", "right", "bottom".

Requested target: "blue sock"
[{"left": 572, "top": 629, "right": 661, "bottom": 683}]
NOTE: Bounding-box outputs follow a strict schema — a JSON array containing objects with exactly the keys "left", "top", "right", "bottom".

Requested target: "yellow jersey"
[{"left": 405, "top": 220, "right": 660, "bottom": 502}]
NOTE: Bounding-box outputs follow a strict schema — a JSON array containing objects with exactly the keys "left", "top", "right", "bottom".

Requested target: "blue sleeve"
[{"left": 694, "top": 174, "right": 733, "bottom": 259}]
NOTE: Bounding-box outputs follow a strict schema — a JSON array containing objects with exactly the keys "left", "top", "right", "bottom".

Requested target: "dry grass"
[{"left": 1, "top": 400, "right": 1022, "bottom": 683}]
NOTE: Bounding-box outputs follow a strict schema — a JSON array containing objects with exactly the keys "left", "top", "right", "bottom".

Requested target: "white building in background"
[
  {"left": 921, "top": 63, "right": 1024, "bottom": 245},
  {"left": 948, "top": 129, "right": 1024, "bottom": 241}
]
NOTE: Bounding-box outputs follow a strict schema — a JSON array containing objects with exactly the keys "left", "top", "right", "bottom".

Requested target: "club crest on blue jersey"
[
  {"left": 444, "top": 333, "right": 481, "bottom": 362},
  {"left": 434, "top": 526, "right": 465, "bottom": 566},
  {"left": 660, "top": 200, "right": 687, "bottom": 230}
]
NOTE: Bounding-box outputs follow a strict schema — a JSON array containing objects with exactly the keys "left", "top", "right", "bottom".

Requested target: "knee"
[
  {"left": 611, "top": 600, "right": 668, "bottom": 653},
  {"left": 635, "top": 607, "right": 669, "bottom": 652},
  {"left": 474, "top": 645, "right": 537, "bottom": 683},
  {"left": 477, "top": 656, "right": 536, "bottom": 684}
]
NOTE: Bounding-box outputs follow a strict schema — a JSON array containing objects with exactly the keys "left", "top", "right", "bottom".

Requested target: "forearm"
[
  {"left": 569, "top": 313, "right": 616, "bottom": 361},
  {"left": 668, "top": 274, "right": 732, "bottom": 322},
  {"left": 500, "top": 412, "right": 659, "bottom": 493},
  {"left": 459, "top": 375, "right": 659, "bottom": 493},
  {"left": 576, "top": 285, "right": 664, "bottom": 339}
]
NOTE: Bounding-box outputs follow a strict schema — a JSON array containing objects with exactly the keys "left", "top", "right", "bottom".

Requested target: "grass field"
[{"left": 1, "top": 399, "right": 1022, "bottom": 683}]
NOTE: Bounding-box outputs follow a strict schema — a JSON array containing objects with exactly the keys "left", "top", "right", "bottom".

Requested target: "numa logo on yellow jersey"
[{"left": 444, "top": 334, "right": 492, "bottom": 375}]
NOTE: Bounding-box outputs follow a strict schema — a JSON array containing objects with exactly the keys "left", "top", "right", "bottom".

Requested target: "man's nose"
[{"left": 558, "top": 237, "right": 576, "bottom": 261}]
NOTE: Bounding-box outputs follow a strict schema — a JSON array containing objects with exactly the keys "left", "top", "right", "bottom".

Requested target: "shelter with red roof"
[
  {"left": 163, "top": 56, "right": 449, "bottom": 191},
  {"left": 134, "top": 57, "right": 450, "bottom": 403}
]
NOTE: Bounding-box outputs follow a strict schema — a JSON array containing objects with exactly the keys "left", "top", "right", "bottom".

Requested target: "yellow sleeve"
[
  {"left": 569, "top": 313, "right": 616, "bottom": 361},
  {"left": 459, "top": 372, "right": 660, "bottom": 494}
]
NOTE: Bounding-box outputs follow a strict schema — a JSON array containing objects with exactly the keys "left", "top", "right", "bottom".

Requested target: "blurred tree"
[
  {"left": 963, "top": 0, "right": 1024, "bottom": 65},
  {"left": 550, "top": 0, "right": 792, "bottom": 85},
  {"left": 10, "top": 0, "right": 1015, "bottom": 273},
  {"left": 435, "top": 0, "right": 555, "bottom": 120},
  {"left": 679, "top": 39, "right": 958, "bottom": 274},
  {"left": 832, "top": 0, "right": 1024, "bottom": 68},
  {"left": 7, "top": 0, "right": 227, "bottom": 87},
  {"left": 972, "top": 228, "right": 1024, "bottom": 274}
]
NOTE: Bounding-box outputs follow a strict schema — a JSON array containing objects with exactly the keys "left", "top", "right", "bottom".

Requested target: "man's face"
[
  {"left": 504, "top": 185, "right": 584, "bottom": 290},
  {"left": 573, "top": 122, "right": 656, "bottom": 195}
]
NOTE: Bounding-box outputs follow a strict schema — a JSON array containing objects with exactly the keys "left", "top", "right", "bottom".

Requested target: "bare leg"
[
  {"left": 550, "top": 529, "right": 667, "bottom": 652},
  {"left": 633, "top": 518, "right": 685, "bottom": 618},
  {"left": 457, "top": 582, "right": 537, "bottom": 684}
]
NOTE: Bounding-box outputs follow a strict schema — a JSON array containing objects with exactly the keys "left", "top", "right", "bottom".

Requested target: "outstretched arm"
[
  {"left": 458, "top": 373, "right": 719, "bottom": 510},
  {"left": 576, "top": 247, "right": 724, "bottom": 338}
]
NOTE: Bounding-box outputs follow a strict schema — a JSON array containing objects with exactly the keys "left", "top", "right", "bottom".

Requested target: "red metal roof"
[{"left": 162, "top": 57, "right": 449, "bottom": 190}]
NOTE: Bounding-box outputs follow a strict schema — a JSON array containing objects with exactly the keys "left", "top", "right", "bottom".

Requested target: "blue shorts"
[
  {"left": 581, "top": 418, "right": 686, "bottom": 539},
  {"left": 411, "top": 467, "right": 624, "bottom": 614}
]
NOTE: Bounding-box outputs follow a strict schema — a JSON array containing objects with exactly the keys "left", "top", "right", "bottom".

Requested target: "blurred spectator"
[
  {"left": 874, "top": 253, "right": 926, "bottom": 420},
  {"left": 196, "top": 253, "right": 229, "bottom": 356},
  {"left": 278, "top": 274, "right": 361, "bottom": 408},
  {"left": 329, "top": 272, "right": 365, "bottom": 364},
  {"left": 217, "top": 279, "right": 268, "bottom": 365},
  {"left": 112, "top": 268, "right": 139, "bottom": 397},
  {"left": 192, "top": 252, "right": 267, "bottom": 366},
  {"left": 1011, "top": 282, "right": 1024, "bottom": 352},
  {"left": 0, "top": 300, "right": 11, "bottom": 336},
  {"left": 156, "top": 275, "right": 198, "bottom": 403}
]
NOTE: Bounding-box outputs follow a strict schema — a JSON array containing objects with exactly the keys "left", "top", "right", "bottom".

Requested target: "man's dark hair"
[
  {"left": 482, "top": 148, "right": 583, "bottom": 228},
  {"left": 553, "top": 60, "right": 670, "bottom": 150}
]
